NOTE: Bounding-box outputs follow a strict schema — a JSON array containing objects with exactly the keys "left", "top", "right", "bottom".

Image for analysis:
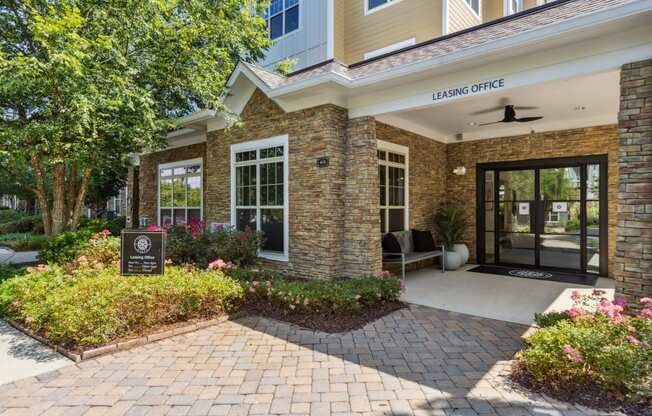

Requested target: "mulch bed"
[
  {"left": 238, "top": 301, "right": 407, "bottom": 333},
  {"left": 510, "top": 362, "right": 651, "bottom": 416}
]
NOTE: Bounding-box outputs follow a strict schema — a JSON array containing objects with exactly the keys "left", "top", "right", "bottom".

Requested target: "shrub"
[
  {"left": 518, "top": 292, "right": 652, "bottom": 402},
  {"left": 534, "top": 310, "right": 571, "bottom": 328},
  {"left": 0, "top": 264, "right": 244, "bottom": 348},
  {"left": 39, "top": 229, "right": 94, "bottom": 264},
  {"left": 166, "top": 220, "right": 263, "bottom": 268},
  {"left": 0, "top": 233, "right": 50, "bottom": 251},
  {"left": 0, "top": 215, "right": 43, "bottom": 234},
  {"left": 227, "top": 268, "right": 401, "bottom": 315},
  {"left": 0, "top": 209, "right": 26, "bottom": 223},
  {"left": 0, "top": 265, "right": 27, "bottom": 283},
  {"left": 78, "top": 217, "right": 126, "bottom": 236}
]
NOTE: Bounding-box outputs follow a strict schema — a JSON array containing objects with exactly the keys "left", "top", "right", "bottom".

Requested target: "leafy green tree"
[{"left": 0, "top": 0, "right": 270, "bottom": 234}]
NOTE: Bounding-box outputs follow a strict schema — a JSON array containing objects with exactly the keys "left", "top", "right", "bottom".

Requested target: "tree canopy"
[{"left": 0, "top": 0, "right": 270, "bottom": 233}]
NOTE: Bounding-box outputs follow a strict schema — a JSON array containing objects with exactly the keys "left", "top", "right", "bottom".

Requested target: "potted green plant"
[{"left": 434, "top": 206, "right": 470, "bottom": 270}]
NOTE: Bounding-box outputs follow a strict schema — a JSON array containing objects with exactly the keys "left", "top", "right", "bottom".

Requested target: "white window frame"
[
  {"left": 364, "top": 0, "right": 404, "bottom": 16},
  {"left": 157, "top": 158, "right": 203, "bottom": 227},
  {"left": 504, "top": 0, "right": 522, "bottom": 15},
  {"left": 230, "top": 135, "right": 289, "bottom": 262},
  {"left": 377, "top": 140, "right": 409, "bottom": 233},
  {"left": 263, "top": 0, "right": 301, "bottom": 41},
  {"left": 363, "top": 38, "right": 416, "bottom": 60},
  {"left": 463, "top": 0, "right": 482, "bottom": 18}
]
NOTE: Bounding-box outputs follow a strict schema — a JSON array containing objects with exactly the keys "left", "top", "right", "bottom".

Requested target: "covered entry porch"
[{"left": 400, "top": 266, "right": 615, "bottom": 325}]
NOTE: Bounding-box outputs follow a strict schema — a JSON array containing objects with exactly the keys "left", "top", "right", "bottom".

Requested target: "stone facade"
[
  {"left": 204, "top": 90, "right": 353, "bottom": 279},
  {"left": 137, "top": 86, "right": 625, "bottom": 281},
  {"left": 446, "top": 125, "right": 619, "bottom": 276},
  {"left": 376, "top": 122, "right": 448, "bottom": 234},
  {"left": 138, "top": 143, "right": 207, "bottom": 226},
  {"left": 615, "top": 59, "right": 652, "bottom": 303}
]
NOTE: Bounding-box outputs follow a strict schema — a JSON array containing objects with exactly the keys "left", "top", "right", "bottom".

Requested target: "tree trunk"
[
  {"left": 66, "top": 162, "right": 78, "bottom": 228},
  {"left": 31, "top": 155, "right": 52, "bottom": 235},
  {"left": 69, "top": 167, "right": 92, "bottom": 231},
  {"left": 51, "top": 163, "right": 66, "bottom": 234}
]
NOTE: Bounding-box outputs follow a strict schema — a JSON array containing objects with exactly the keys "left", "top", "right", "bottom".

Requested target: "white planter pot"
[
  {"left": 444, "top": 251, "right": 463, "bottom": 271},
  {"left": 452, "top": 243, "right": 469, "bottom": 265}
]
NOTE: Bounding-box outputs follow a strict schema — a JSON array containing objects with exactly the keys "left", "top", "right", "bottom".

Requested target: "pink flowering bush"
[
  {"left": 225, "top": 268, "right": 401, "bottom": 315},
  {"left": 165, "top": 219, "right": 262, "bottom": 268},
  {"left": 519, "top": 292, "right": 652, "bottom": 402}
]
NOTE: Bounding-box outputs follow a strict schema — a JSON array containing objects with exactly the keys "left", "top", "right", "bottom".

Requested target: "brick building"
[{"left": 131, "top": 0, "right": 652, "bottom": 303}]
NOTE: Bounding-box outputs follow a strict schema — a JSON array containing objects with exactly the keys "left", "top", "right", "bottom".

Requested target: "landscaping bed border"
[{"left": 5, "top": 315, "right": 230, "bottom": 362}]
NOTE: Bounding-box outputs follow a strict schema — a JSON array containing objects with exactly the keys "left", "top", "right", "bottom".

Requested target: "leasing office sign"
[{"left": 432, "top": 78, "right": 506, "bottom": 102}]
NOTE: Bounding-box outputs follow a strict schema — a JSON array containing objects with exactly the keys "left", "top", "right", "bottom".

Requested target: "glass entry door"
[{"left": 478, "top": 156, "right": 607, "bottom": 275}]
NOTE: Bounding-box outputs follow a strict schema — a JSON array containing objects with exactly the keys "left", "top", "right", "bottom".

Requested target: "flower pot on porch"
[
  {"left": 452, "top": 243, "right": 469, "bottom": 265},
  {"left": 444, "top": 250, "right": 463, "bottom": 271}
]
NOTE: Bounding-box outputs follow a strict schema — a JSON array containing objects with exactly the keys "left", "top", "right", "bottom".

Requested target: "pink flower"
[
  {"left": 248, "top": 287, "right": 256, "bottom": 293},
  {"left": 563, "top": 345, "right": 583, "bottom": 363},
  {"left": 147, "top": 225, "right": 160, "bottom": 231},
  {"left": 303, "top": 298, "right": 310, "bottom": 306},
  {"left": 239, "top": 235, "right": 248, "bottom": 241},
  {"left": 568, "top": 307, "right": 585, "bottom": 319},
  {"left": 598, "top": 299, "right": 624, "bottom": 320},
  {"left": 639, "top": 308, "right": 652, "bottom": 319},
  {"left": 375, "top": 270, "right": 391, "bottom": 279},
  {"left": 627, "top": 325, "right": 637, "bottom": 333},
  {"left": 592, "top": 289, "right": 606, "bottom": 297},
  {"left": 612, "top": 298, "right": 628, "bottom": 308},
  {"left": 626, "top": 336, "right": 642, "bottom": 346},
  {"left": 165, "top": 258, "right": 173, "bottom": 265},
  {"left": 641, "top": 297, "right": 652, "bottom": 305},
  {"left": 36, "top": 264, "right": 48, "bottom": 271},
  {"left": 252, "top": 281, "right": 259, "bottom": 286},
  {"left": 208, "top": 259, "right": 233, "bottom": 270},
  {"left": 571, "top": 291, "right": 582, "bottom": 301},
  {"left": 355, "top": 294, "right": 361, "bottom": 300}
]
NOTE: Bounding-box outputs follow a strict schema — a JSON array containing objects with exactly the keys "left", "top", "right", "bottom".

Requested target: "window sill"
[
  {"left": 259, "top": 251, "right": 288, "bottom": 262},
  {"left": 365, "top": 0, "right": 404, "bottom": 16}
]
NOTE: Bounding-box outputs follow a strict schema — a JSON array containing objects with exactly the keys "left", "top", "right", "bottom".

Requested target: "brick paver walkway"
[{"left": 0, "top": 305, "right": 617, "bottom": 415}]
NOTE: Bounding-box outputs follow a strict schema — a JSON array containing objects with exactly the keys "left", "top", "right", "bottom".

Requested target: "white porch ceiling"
[{"left": 376, "top": 70, "right": 620, "bottom": 143}]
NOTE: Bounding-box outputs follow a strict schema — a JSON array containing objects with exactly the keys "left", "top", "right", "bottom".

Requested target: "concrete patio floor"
[{"left": 401, "top": 265, "right": 615, "bottom": 326}]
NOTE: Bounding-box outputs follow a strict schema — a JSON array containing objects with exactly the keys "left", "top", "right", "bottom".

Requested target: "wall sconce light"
[{"left": 453, "top": 166, "right": 466, "bottom": 176}]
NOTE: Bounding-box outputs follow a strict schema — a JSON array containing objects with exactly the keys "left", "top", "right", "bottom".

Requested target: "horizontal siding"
[
  {"left": 340, "top": 0, "right": 442, "bottom": 65},
  {"left": 448, "top": 0, "right": 481, "bottom": 33},
  {"left": 334, "top": 0, "right": 345, "bottom": 61}
]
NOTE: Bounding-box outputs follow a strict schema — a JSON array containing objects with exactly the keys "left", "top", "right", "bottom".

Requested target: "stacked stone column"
[{"left": 615, "top": 59, "right": 652, "bottom": 303}]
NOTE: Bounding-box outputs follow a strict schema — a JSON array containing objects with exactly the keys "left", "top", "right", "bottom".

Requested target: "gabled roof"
[{"left": 232, "top": 0, "right": 644, "bottom": 92}]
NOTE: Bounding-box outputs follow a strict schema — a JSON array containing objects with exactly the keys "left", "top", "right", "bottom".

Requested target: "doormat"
[{"left": 468, "top": 265, "right": 599, "bottom": 286}]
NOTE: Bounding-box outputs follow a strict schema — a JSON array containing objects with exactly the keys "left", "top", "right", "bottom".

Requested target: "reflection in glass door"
[{"left": 478, "top": 157, "right": 607, "bottom": 275}]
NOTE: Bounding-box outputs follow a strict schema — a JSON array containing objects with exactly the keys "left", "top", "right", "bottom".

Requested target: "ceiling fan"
[{"left": 476, "top": 104, "right": 544, "bottom": 126}]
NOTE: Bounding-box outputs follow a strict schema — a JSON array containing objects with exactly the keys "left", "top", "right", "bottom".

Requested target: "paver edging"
[{"left": 4, "top": 315, "right": 230, "bottom": 362}]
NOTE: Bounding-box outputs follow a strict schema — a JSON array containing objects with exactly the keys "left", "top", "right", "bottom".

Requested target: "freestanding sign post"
[{"left": 120, "top": 230, "right": 165, "bottom": 275}]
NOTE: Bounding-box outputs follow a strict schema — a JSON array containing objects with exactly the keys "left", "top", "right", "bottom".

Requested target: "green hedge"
[
  {"left": 0, "top": 264, "right": 243, "bottom": 348},
  {"left": 0, "top": 233, "right": 50, "bottom": 251},
  {"left": 227, "top": 268, "right": 401, "bottom": 315},
  {"left": 0, "top": 215, "right": 43, "bottom": 234},
  {"left": 39, "top": 230, "right": 95, "bottom": 264}
]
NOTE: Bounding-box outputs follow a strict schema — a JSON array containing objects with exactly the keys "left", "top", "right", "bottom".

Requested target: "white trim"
[
  {"left": 157, "top": 158, "right": 203, "bottom": 227},
  {"left": 442, "top": 0, "right": 449, "bottom": 35},
  {"left": 230, "top": 135, "right": 289, "bottom": 262},
  {"left": 377, "top": 140, "right": 410, "bottom": 232},
  {"left": 364, "top": 0, "right": 404, "bottom": 16},
  {"left": 363, "top": 38, "right": 416, "bottom": 60},
  {"left": 462, "top": 0, "right": 481, "bottom": 19},
  {"left": 327, "top": 0, "right": 334, "bottom": 60},
  {"left": 265, "top": 0, "right": 301, "bottom": 42},
  {"left": 504, "top": 0, "right": 522, "bottom": 16}
]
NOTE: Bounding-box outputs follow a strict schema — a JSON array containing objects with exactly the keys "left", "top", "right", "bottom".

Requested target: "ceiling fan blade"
[
  {"left": 513, "top": 106, "right": 539, "bottom": 111},
  {"left": 471, "top": 106, "right": 505, "bottom": 116},
  {"left": 478, "top": 121, "right": 504, "bottom": 126},
  {"left": 515, "top": 116, "right": 543, "bottom": 123}
]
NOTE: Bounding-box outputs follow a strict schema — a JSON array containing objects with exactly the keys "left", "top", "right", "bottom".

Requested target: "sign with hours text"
[{"left": 120, "top": 230, "right": 165, "bottom": 275}]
